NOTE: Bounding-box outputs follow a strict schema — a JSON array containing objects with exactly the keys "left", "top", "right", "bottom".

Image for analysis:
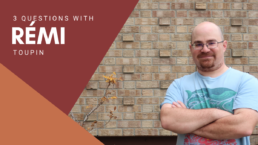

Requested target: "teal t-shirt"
[{"left": 161, "top": 68, "right": 258, "bottom": 145}]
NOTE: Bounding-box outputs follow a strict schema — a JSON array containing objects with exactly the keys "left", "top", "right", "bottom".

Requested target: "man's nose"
[{"left": 201, "top": 44, "right": 210, "bottom": 53}]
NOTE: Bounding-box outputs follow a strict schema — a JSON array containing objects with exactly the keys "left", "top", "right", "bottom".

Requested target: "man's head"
[{"left": 189, "top": 21, "right": 227, "bottom": 72}]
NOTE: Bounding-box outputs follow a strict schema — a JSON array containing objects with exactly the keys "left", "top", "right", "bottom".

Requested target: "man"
[{"left": 160, "top": 21, "right": 258, "bottom": 145}]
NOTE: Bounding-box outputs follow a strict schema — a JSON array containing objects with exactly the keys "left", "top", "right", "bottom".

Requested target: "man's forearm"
[
  {"left": 160, "top": 104, "right": 232, "bottom": 134},
  {"left": 193, "top": 113, "right": 254, "bottom": 140}
]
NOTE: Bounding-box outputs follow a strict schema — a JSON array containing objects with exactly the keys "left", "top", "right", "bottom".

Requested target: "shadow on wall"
[{"left": 96, "top": 136, "right": 177, "bottom": 145}]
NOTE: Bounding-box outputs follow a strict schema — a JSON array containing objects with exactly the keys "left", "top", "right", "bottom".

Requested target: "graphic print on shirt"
[{"left": 184, "top": 88, "right": 237, "bottom": 145}]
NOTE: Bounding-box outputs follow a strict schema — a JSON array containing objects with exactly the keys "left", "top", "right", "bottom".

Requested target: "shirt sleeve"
[
  {"left": 233, "top": 73, "right": 258, "bottom": 112},
  {"left": 160, "top": 79, "right": 184, "bottom": 109}
]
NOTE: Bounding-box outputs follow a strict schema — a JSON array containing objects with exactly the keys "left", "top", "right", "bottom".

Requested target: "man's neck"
[{"left": 198, "top": 64, "right": 229, "bottom": 78}]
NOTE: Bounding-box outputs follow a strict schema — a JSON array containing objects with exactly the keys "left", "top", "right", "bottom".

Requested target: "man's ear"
[
  {"left": 223, "top": 40, "right": 227, "bottom": 52},
  {"left": 189, "top": 44, "right": 193, "bottom": 51}
]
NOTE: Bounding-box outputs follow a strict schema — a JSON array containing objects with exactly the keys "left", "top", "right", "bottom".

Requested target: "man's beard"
[{"left": 196, "top": 53, "right": 217, "bottom": 72}]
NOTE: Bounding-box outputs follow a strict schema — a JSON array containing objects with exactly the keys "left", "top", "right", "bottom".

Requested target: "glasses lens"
[
  {"left": 208, "top": 41, "right": 217, "bottom": 49},
  {"left": 194, "top": 43, "right": 203, "bottom": 50}
]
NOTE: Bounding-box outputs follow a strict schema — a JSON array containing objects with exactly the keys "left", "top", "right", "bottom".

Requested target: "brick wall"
[{"left": 71, "top": 0, "right": 258, "bottom": 142}]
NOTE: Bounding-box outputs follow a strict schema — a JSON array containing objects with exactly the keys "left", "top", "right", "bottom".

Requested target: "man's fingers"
[
  {"left": 172, "top": 102, "right": 181, "bottom": 108},
  {"left": 177, "top": 101, "right": 187, "bottom": 108}
]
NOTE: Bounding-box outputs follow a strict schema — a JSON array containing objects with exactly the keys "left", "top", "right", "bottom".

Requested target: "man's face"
[{"left": 189, "top": 24, "right": 227, "bottom": 72}]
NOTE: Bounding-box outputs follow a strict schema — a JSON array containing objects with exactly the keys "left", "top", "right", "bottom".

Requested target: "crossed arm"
[{"left": 160, "top": 101, "right": 258, "bottom": 140}]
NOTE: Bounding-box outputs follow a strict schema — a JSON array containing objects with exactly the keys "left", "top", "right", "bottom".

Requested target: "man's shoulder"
[
  {"left": 229, "top": 68, "right": 257, "bottom": 81},
  {"left": 174, "top": 72, "right": 197, "bottom": 84}
]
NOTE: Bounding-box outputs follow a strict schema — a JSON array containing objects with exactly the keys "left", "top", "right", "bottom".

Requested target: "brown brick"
[
  {"left": 99, "top": 81, "right": 122, "bottom": 89},
  {"left": 135, "top": 128, "right": 158, "bottom": 136},
  {"left": 152, "top": 58, "right": 176, "bottom": 65},
  {"left": 141, "top": 42, "right": 152, "bottom": 49},
  {"left": 123, "top": 129, "right": 134, "bottom": 136},
  {"left": 118, "top": 90, "right": 141, "bottom": 97},
  {"left": 123, "top": 113, "right": 135, "bottom": 120},
  {"left": 153, "top": 11, "right": 175, "bottom": 17},
  {"left": 120, "top": 26, "right": 140, "bottom": 33},
  {"left": 249, "top": 27, "right": 258, "bottom": 33},
  {"left": 140, "top": 26, "right": 152, "bottom": 33},
  {"left": 123, "top": 34, "right": 134, "bottom": 42},
  {"left": 154, "top": 89, "right": 167, "bottom": 97},
  {"left": 135, "top": 34, "right": 158, "bottom": 41},
  {"left": 160, "top": 3, "right": 170, "bottom": 9},
  {"left": 136, "top": 50, "right": 159, "bottom": 57},
  {"left": 140, "top": 58, "right": 152, "bottom": 65},
  {"left": 225, "top": 0, "right": 246, "bottom": 1},
  {"left": 189, "top": 0, "right": 211, "bottom": 2},
  {"left": 177, "top": 26, "right": 187, "bottom": 33},
  {"left": 154, "top": 120, "right": 162, "bottom": 128},
  {"left": 159, "top": 34, "right": 170, "bottom": 41},
  {"left": 244, "top": 34, "right": 258, "bottom": 41},
  {"left": 153, "top": 0, "right": 176, "bottom": 2},
  {"left": 249, "top": 0, "right": 258, "bottom": 2},
  {"left": 124, "top": 81, "right": 135, "bottom": 89},
  {"left": 116, "top": 58, "right": 139, "bottom": 65},
  {"left": 124, "top": 18, "right": 134, "bottom": 25},
  {"left": 244, "top": 66, "right": 258, "bottom": 72},
  {"left": 82, "top": 105, "right": 104, "bottom": 113},
  {"left": 228, "top": 42, "right": 247, "bottom": 49},
  {"left": 123, "top": 50, "right": 134, "bottom": 57},
  {"left": 160, "top": 50, "right": 171, "bottom": 57},
  {"left": 142, "top": 121, "right": 153, "bottom": 127},
  {"left": 71, "top": 105, "right": 80, "bottom": 112},
  {"left": 98, "top": 113, "right": 122, "bottom": 120},
  {"left": 249, "top": 58, "right": 258, "bottom": 64},
  {"left": 154, "top": 105, "right": 161, "bottom": 112},
  {"left": 123, "top": 97, "right": 135, "bottom": 105},
  {"left": 90, "top": 74, "right": 104, "bottom": 81},
  {"left": 212, "top": 11, "right": 223, "bottom": 18},
  {"left": 101, "top": 58, "right": 115, "bottom": 65},
  {"left": 140, "top": 11, "right": 151, "bottom": 17},
  {"left": 85, "top": 98, "right": 98, "bottom": 105},
  {"left": 153, "top": 42, "right": 176, "bottom": 49},
  {"left": 232, "top": 34, "right": 242, "bottom": 41},
  {"left": 98, "top": 129, "right": 122, "bottom": 136},
  {"left": 136, "top": 81, "right": 160, "bottom": 88},
  {"left": 130, "top": 11, "right": 139, "bottom": 17},
  {"left": 178, "top": 73, "right": 190, "bottom": 78},
  {"left": 161, "top": 80, "right": 173, "bottom": 89},
  {"left": 189, "top": 11, "right": 211, "bottom": 17},
  {"left": 106, "top": 105, "right": 118, "bottom": 113},
  {"left": 142, "top": 89, "right": 153, "bottom": 96},
  {"left": 225, "top": 49, "right": 231, "bottom": 57},
  {"left": 135, "top": 18, "right": 158, "bottom": 25},
  {"left": 75, "top": 98, "right": 85, "bottom": 105},
  {"left": 177, "top": 42, "right": 190, "bottom": 49},
  {"left": 172, "top": 66, "right": 196, "bottom": 72},
  {"left": 244, "top": 50, "right": 258, "bottom": 56},
  {"left": 136, "top": 113, "right": 159, "bottom": 120},
  {"left": 224, "top": 34, "right": 230, "bottom": 41},
  {"left": 196, "top": 3, "right": 206, "bottom": 9},
  {"left": 249, "top": 42, "right": 258, "bottom": 49},
  {"left": 225, "top": 58, "right": 248, "bottom": 64},
  {"left": 224, "top": 26, "right": 246, "bottom": 33},
  {"left": 137, "top": 98, "right": 159, "bottom": 104},
  {"left": 117, "top": 74, "right": 141, "bottom": 81},
  {"left": 85, "top": 112, "right": 97, "bottom": 121},
  {"left": 177, "top": 11, "right": 187, "bottom": 17},
  {"left": 243, "top": 19, "right": 258, "bottom": 25},
  {"left": 231, "top": 3, "right": 242, "bottom": 9},
  {"left": 141, "top": 74, "right": 152, "bottom": 80},
  {"left": 171, "top": 3, "right": 194, "bottom": 9},
  {"left": 232, "top": 49, "right": 244, "bottom": 57},
  {"left": 118, "top": 121, "right": 141, "bottom": 128},
  {"left": 249, "top": 11, "right": 258, "bottom": 18},
  {"left": 159, "top": 129, "right": 172, "bottom": 136},
  {"left": 175, "top": 18, "right": 195, "bottom": 25},
  {"left": 172, "top": 50, "right": 191, "bottom": 57},
  {"left": 118, "top": 105, "right": 141, "bottom": 112},
  {"left": 80, "top": 90, "right": 104, "bottom": 97},
  {"left": 231, "top": 19, "right": 243, "bottom": 26},
  {"left": 206, "top": 18, "right": 230, "bottom": 26},
  {"left": 102, "top": 98, "right": 123, "bottom": 105},
  {"left": 171, "top": 34, "right": 191, "bottom": 41},
  {"left": 244, "top": 3, "right": 258, "bottom": 10},
  {"left": 105, "top": 50, "right": 122, "bottom": 57},
  {"left": 86, "top": 82, "right": 97, "bottom": 90},
  {"left": 123, "top": 66, "right": 135, "bottom": 74},
  {"left": 136, "top": 66, "right": 159, "bottom": 72},
  {"left": 159, "top": 18, "right": 170, "bottom": 26},
  {"left": 208, "top": 3, "right": 230, "bottom": 9},
  {"left": 224, "top": 11, "right": 246, "bottom": 17},
  {"left": 160, "top": 66, "right": 171, "bottom": 72},
  {"left": 153, "top": 26, "right": 175, "bottom": 33},
  {"left": 136, "top": 3, "right": 159, "bottom": 9},
  {"left": 117, "top": 42, "right": 140, "bottom": 49},
  {"left": 154, "top": 73, "right": 176, "bottom": 80},
  {"left": 110, "top": 42, "right": 115, "bottom": 49},
  {"left": 106, "top": 121, "right": 117, "bottom": 128},
  {"left": 143, "top": 105, "right": 153, "bottom": 112},
  {"left": 176, "top": 57, "right": 188, "bottom": 64}
]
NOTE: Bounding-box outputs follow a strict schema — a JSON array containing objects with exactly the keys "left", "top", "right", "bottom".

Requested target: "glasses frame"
[{"left": 191, "top": 40, "right": 224, "bottom": 50}]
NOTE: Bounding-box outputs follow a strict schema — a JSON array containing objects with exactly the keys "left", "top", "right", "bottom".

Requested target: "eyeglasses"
[{"left": 191, "top": 40, "right": 224, "bottom": 50}]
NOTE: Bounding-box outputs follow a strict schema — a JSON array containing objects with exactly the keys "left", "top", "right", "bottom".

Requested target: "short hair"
[{"left": 191, "top": 22, "right": 224, "bottom": 44}]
